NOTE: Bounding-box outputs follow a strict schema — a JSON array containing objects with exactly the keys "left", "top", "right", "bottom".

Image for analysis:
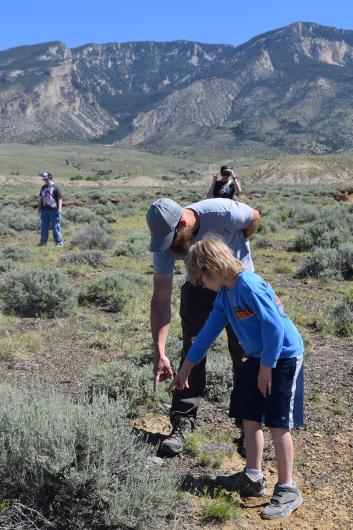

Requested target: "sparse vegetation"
[
  {"left": 0, "top": 330, "right": 42, "bottom": 360},
  {"left": 201, "top": 489, "right": 241, "bottom": 522}
]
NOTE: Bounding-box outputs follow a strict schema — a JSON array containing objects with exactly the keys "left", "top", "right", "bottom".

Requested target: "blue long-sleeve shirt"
[{"left": 186, "top": 272, "right": 304, "bottom": 368}]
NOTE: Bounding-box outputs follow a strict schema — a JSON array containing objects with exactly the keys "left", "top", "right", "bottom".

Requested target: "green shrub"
[
  {"left": 69, "top": 175, "right": 84, "bottom": 181},
  {"left": 114, "top": 230, "right": 148, "bottom": 257},
  {"left": 78, "top": 272, "right": 141, "bottom": 312},
  {"left": 337, "top": 243, "right": 353, "bottom": 279},
  {"left": 0, "top": 259, "right": 13, "bottom": 273},
  {"left": 0, "top": 385, "right": 178, "bottom": 529},
  {"left": 257, "top": 216, "right": 278, "bottom": 234},
  {"left": 0, "top": 244, "right": 34, "bottom": 262},
  {"left": 253, "top": 236, "right": 272, "bottom": 249},
  {"left": 295, "top": 248, "right": 339, "bottom": 279},
  {"left": 64, "top": 207, "right": 94, "bottom": 223},
  {"left": 290, "top": 231, "right": 315, "bottom": 252},
  {"left": 0, "top": 208, "right": 39, "bottom": 232},
  {"left": 289, "top": 205, "right": 318, "bottom": 224},
  {"left": 86, "top": 361, "right": 170, "bottom": 411},
  {"left": 60, "top": 250, "right": 107, "bottom": 268},
  {"left": 0, "top": 268, "right": 77, "bottom": 317},
  {"left": 295, "top": 244, "right": 353, "bottom": 280},
  {"left": 71, "top": 225, "right": 113, "bottom": 250},
  {"left": 0, "top": 223, "right": 15, "bottom": 237},
  {"left": 90, "top": 202, "right": 117, "bottom": 223},
  {"left": 204, "top": 351, "right": 233, "bottom": 403},
  {"left": 290, "top": 207, "right": 353, "bottom": 252},
  {"left": 331, "top": 297, "right": 353, "bottom": 337}
]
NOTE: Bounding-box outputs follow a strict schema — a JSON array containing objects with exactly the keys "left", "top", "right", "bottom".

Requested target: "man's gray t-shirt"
[{"left": 153, "top": 198, "right": 254, "bottom": 276}]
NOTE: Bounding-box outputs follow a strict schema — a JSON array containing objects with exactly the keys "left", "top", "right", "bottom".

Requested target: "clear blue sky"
[{"left": 2, "top": 0, "right": 353, "bottom": 51}]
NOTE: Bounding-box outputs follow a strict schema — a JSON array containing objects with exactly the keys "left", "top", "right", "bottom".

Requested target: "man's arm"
[
  {"left": 242, "top": 208, "right": 260, "bottom": 239},
  {"left": 151, "top": 273, "right": 174, "bottom": 389},
  {"left": 57, "top": 198, "right": 63, "bottom": 214}
]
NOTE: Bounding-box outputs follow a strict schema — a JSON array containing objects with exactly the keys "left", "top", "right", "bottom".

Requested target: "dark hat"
[
  {"left": 220, "top": 165, "right": 232, "bottom": 174},
  {"left": 146, "top": 198, "right": 183, "bottom": 252},
  {"left": 42, "top": 171, "right": 53, "bottom": 180}
]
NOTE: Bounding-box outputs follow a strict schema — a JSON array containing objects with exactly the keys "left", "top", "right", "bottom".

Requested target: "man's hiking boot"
[
  {"left": 261, "top": 482, "right": 303, "bottom": 520},
  {"left": 159, "top": 416, "right": 195, "bottom": 456},
  {"left": 216, "top": 469, "right": 266, "bottom": 497}
]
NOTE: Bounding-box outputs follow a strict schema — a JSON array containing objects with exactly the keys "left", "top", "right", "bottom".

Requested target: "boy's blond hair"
[{"left": 186, "top": 236, "right": 245, "bottom": 284}]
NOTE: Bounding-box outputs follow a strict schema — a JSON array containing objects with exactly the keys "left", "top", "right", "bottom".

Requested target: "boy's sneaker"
[
  {"left": 55, "top": 242, "right": 64, "bottom": 247},
  {"left": 261, "top": 482, "right": 303, "bottom": 520},
  {"left": 216, "top": 469, "right": 266, "bottom": 497},
  {"left": 159, "top": 416, "right": 195, "bottom": 456}
]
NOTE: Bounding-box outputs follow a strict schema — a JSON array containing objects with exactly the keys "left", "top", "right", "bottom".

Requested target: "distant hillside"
[
  {"left": 0, "top": 144, "right": 353, "bottom": 188},
  {"left": 2, "top": 22, "right": 353, "bottom": 158}
]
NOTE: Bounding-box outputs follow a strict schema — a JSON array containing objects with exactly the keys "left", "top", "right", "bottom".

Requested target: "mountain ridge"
[{"left": 1, "top": 22, "right": 353, "bottom": 157}]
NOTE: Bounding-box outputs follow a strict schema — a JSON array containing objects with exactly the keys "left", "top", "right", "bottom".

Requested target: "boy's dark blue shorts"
[{"left": 229, "top": 356, "right": 304, "bottom": 429}]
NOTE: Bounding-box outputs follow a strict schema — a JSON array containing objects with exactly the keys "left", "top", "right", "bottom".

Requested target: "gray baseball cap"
[{"left": 146, "top": 198, "right": 183, "bottom": 252}]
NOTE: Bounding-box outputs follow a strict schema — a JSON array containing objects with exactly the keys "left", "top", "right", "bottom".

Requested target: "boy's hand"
[
  {"left": 258, "top": 365, "right": 272, "bottom": 398},
  {"left": 171, "top": 360, "right": 194, "bottom": 391},
  {"left": 173, "top": 370, "right": 189, "bottom": 391}
]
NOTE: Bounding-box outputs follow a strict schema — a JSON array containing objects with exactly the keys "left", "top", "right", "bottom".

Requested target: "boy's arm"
[
  {"left": 174, "top": 359, "right": 194, "bottom": 390},
  {"left": 240, "top": 282, "right": 285, "bottom": 368},
  {"left": 185, "top": 300, "right": 228, "bottom": 365},
  {"left": 173, "top": 301, "right": 228, "bottom": 390}
]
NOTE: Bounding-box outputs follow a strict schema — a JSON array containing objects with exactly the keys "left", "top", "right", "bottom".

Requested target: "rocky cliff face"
[
  {"left": 1, "top": 22, "right": 353, "bottom": 156},
  {"left": 0, "top": 42, "right": 118, "bottom": 143}
]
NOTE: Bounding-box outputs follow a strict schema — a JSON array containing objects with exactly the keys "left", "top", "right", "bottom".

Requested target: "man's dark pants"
[{"left": 170, "top": 282, "right": 244, "bottom": 424}]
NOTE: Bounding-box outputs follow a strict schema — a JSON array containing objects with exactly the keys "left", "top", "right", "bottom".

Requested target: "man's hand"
[
  {"left": 153, "top": 355, "right": 173, "bottom": 391},
  {"left": 258, "top": 365, "right": 272, "bottom": 398}
]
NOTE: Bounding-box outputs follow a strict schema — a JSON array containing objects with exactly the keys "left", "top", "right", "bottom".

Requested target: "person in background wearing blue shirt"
[{"left": 174, "top": 237, "right": 304, "bottom": 521}]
